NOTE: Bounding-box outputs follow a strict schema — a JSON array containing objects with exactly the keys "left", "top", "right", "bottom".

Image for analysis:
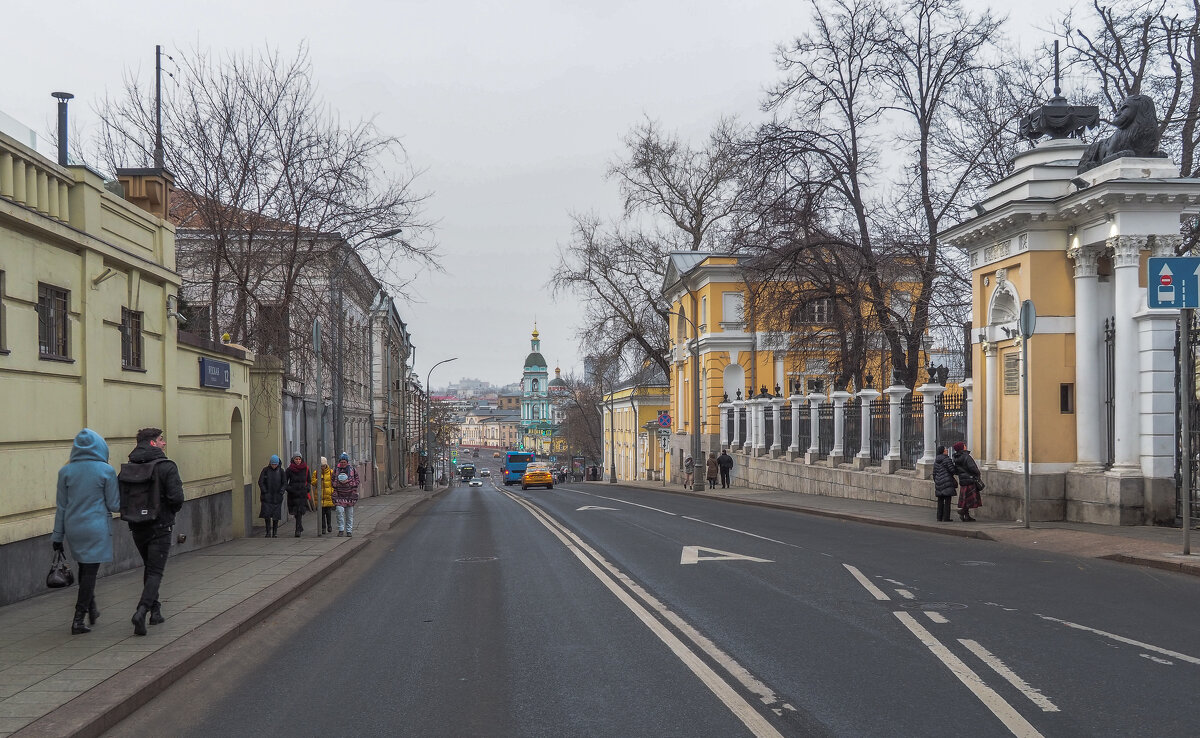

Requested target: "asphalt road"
[{"left": 108, "top": 470, "right": 1200, "bottom": 737}]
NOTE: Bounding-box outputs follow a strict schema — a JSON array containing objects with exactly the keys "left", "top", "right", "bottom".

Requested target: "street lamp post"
[
  {"left": 424, "top": 357, "right": 457, "bottom": 491},
  {"left": 608, "top": 375, "right": 617, "bottom": 483},
  {"left": 669, "top": 310, "right": 705, "bottom": 492}
]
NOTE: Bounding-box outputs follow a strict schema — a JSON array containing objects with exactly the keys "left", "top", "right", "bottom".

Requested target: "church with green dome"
[{"left": 520, "top": 325, "right": 568, "bottom": 456}]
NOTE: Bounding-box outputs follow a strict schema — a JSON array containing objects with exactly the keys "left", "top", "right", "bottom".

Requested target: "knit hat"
[
  {"left": 270, "top": 454, "right": 280, "bottom": 465},
  {"left": 339, "top": 452, "right": 349, "bottom": 461},
  {"left": 952, "top": 442, "right": 966, "bottom": 452},
  {"left": 320, "top": 456, "right": 328, "bottom": 467}
]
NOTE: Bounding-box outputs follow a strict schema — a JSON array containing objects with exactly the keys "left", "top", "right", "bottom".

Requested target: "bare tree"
[{"left": 557, "top": 371, "right": 604, "bottom": 462}]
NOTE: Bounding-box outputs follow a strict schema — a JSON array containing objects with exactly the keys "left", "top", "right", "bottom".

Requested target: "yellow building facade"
[
  {"left": 601, "top": 375, "right": 670, "bottom": 482},
  {"left": 0, "top": 130, "right": 253, "bottom": 605}
]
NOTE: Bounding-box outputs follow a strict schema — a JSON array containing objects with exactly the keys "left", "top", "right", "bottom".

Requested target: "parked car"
[{"left": 521, "top": 463, "right": 554, "bottom": 490}]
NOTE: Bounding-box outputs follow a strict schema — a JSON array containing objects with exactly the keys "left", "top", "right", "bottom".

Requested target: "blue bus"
[{"left": 501, "top": 451, "right": 535, "bottom": 485}]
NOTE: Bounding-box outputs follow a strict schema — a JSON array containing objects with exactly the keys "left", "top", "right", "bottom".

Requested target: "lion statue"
[{"left": 1076, "top": 94, "right": 1166, "bottom": 174}]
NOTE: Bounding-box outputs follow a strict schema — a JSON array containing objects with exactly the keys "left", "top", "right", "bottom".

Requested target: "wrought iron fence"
[
  {"left": 1105, "top": 317, "right": 1116, "bottom": 469},
  {"left": 817, "top": 403, "right": 835, "bottom": 458},
  {"left": 843, "top": 398, "right": 862, "bottom": 458},
  {"left": 936, "top": 390, "right": 966, "bottom": 449},
  {"left": 725, "top": 406, "right": 734, "bottom": 444},
  {"left": 737, "top": 406, "right": 747, "bottom": 445},
  {"left": 764, "top": 403, "right": 775, "bottom": 449},
  {"left": 899, "top": 396, "right": 923, "bottom": 470},
  {"left": 1175, "top": 312, "right": 1200, "bottom": 528},
  {"left": 780, "top": 403, "right": 793, "bottom": 450},
  {"left": 869, "top": 398, "right": 888, "bottom": 464},
  {"left": 797, "top": 404, "right": 812, "bottom": 452}
]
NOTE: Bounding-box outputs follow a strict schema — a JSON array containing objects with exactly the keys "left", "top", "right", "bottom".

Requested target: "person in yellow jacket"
[{"left": 311, "top": 456, "right": 335, "bottom": 535}]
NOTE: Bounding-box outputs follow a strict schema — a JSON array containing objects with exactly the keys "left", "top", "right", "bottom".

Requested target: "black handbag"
[{"left": 46, "top": 550, "right": 75, "bottom": 588}]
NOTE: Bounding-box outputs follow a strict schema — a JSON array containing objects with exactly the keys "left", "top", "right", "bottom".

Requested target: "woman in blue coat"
[{"left": 52, "top": 429, "right": 121, "bottom": 635}]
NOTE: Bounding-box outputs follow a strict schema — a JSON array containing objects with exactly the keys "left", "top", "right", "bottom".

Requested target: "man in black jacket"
[
  {"left": 123, "top": 427, "right": 185, "bottom": 636},
  {"left": 717, "top": 450, "right": 734, "bottom": 489}
]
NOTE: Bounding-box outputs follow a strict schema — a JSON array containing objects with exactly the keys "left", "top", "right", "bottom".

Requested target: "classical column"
[
  {"left": 787, "top": 393, "right": 804, "bottom": 460},
  {"left": 829, "top": 389, "right": 851, "bottom": 466},
  {"left": 805, "top": 392, "right": 823, "bottom": 464},
  {"left": 1110, "top": 235, "right": 1144, "bottom": 472},
  {"left": 959, "top": 379, "right": 974, "bottom": 452},
  {"left": 752, "top": 397, "right": 769, "bottom": 456},
  {"left": 718, "top": 401, "right": 731, "bottom": 448},
  {"left": 1069, "top": 244, "right": 1104, "bottom": 470},
  {"left": 769, "top": 397, "right": 785, "bottom": 458},
  {"left": 882, "top": 384, "right": 910, "bottom": 474},
  {"left": 730, "top": 400, "right": 744, "bottom": 450},
  {"left": 984, "top": 343, "right": 999, "bottom": 465},
  {"left": 854, "top": 389, "right": 879, "bottom": 470},
  {"left": 915, "top": 383, "right": 946, "bottom": 479}
]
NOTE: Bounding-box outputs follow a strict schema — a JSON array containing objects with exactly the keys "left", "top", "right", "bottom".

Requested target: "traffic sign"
[
  {"left": 1019, "top": 299, "right": 1036, "bottom": 339},
  {"left": 657, "top": 428, "right": 670, "bottom": 439},
  {"left": 658, "top": 413, "right": 672, "bottom": 428},
  {"left": 1149, "top": 257, "right": 1200, "bottom": 309}
]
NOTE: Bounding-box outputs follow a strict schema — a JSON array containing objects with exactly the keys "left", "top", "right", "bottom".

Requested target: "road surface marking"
[
  {"left": 1035, "top": 614, "right": 1200, "bottom": 665},
  {"left": 680, "top": 546, "right": 773, "bottom": 565},
  {"left": 576, "top": 505, "right": 619, "bottom": 511},
  {"left": 895, "top": 589, "right": 915, "bottom": 600},
  {"left": 503, "top": 490, "right": 786, "bottom": 736},
  {"left": 680, "top": 517, "right": 804, "bottom": 549},
  {"left": 884, "top": 578, "right": 907, "bottom": 586},
  {"left": 925, "top": 612, "right": 949, "bottom": 624},
  {"left": 572, "top": 490, "right": 678, "bottom": 515},
  {"left": 895, "top": 612, "right": 1044, "bottom": 738},
  {"left": 1140, "top": 654, "right": 1174, "bottom": 665},
  {"left": 959, "top": 639, "right": 1060, "bottom": 712},
  {"left": 843, "top": 564, "right": 890, "bottom": 600}
]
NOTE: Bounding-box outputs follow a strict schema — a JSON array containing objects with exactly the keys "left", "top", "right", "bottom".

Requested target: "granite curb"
[{"left": 12, "top": 488, "right": 444, "bottom": 738}]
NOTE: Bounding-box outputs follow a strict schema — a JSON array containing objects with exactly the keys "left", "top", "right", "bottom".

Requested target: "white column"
[
  {"left": 752, "top": 398, "right": 769, "bottom": 456},
  {"left": 959, "top": 379, "right": 974, "bottom": 453},
  {"left": 1110, "top": 235, "right": 1144, "bottom": 472},
  {"left": 915, "top": 383, "right": 946, "bottom": 479},
  {"left": 805, "top": 392, "right": 823, "bottom": 463},
  {"left": 769, "top": 397, "right": 785, "bottom": 457},
  {"left": 883, "top": 384, "right": 910, "bottom": 473},
  {"left": 855, "top": 389, "right": 879, "bottom": 470},
  {"left": 829, "top": 390, "right": 851, "bottom": 465},
  {"left": 788, "top": 394, "right": 804, "bottom": 459},
  {"left": 731, "top": 400, "right": 744, "bottom": 450},
  {"left": 718, "top": 402, "right": 731, "bottom": 448},
  {"left": 1141, "top": 234, "right": 1184, "bottom": 480},
  {"left": 1069, "top": 244, "right": 1104, "bottom": 470},
  {"left": 984, "top": 344, "right": 999, "bottom": 465}
]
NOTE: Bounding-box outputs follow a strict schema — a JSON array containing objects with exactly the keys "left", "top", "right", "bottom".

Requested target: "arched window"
[{"left": 532, "top": 378, "right": 539, "bottom": 392}]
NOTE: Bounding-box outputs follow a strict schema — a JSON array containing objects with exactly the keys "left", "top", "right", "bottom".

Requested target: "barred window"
[
  {"left": 802, "top": 298, "right": 831, "bottom": 325},
  {"left": 121, "top": 308, "right": 144, "bottom": 370},
  {"left": 37, "top": 283, "right": 70, "bottom": 359}
]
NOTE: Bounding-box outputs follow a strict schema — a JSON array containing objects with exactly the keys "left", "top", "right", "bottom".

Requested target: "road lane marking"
[
  {"left": 680, "top": 546, "right": 773, "bottom": 565},
  {"left": 959, "top": 639, "right": 1060, "bottom": 712},
  {"left": 577, "top": 506, "right": 619, "bottom": 511},
  {"left": 1140, "top": 654, "right": 1174, "bottom": 665},
  {"left": 884, "top": 578, "right": 907, "bottom": 586},
  {"left": 572, "top": 490, "right": 678, "bottom": 515},
  {"left": 680, "top": 517, "right": 804, "bottom": 548},
  {"left": 502, "top": 490, "right": 786, "bottom": 736},
  {"left": 925, "top": 612, "right": 949, "bottom": 624},
  {"left": 1035, "top": 614, "right": 1200, "bottom": 665},
  {"left": 895, "top": 612, "right": 1044, "bottom": 738},
  {"left": 895, "top": 589, "right": 915, "bottom": 600},
  {"left": 843, "top": 564, "right": 890, "bottom": 600}
]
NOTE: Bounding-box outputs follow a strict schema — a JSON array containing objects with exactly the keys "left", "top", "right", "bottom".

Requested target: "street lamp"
[
  {"left": 424, "top": 357, "right": 457, "bottom": 491},
  {"left": 668, "top": 310, "right": 705, "bottom": 492}
]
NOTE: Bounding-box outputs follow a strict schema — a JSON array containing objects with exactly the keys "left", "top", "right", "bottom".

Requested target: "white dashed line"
[
  {"left": 1036, "top": 614, "right": 1200, "bottom": 665},
  {"left": 925, "top": 611, "right": 949, "bottom": 624},
  {"left": 843, "top": 564, "right": 890, "bottom": 601},
  {"left": 895, "top": 589, "right": 915, "bottom": 600},
  {"left": 959, "top": 639, "right": 1060, "bottom": 712}
]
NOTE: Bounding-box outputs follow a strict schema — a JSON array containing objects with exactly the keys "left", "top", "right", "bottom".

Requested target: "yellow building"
[
  {"left": 600, "top": 368, "right": 670, "bottom": 482},
  {"left": 0, "top": 126, "right": 253, "bottom": 605}
]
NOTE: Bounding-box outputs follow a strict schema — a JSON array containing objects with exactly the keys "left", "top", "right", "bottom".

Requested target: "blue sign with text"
[
  {"left": 1148, "top": 257, "right": 1200, "bottom": 309},
  {"left": 199, "top": 357, "right": 231, "bottom": 389}
]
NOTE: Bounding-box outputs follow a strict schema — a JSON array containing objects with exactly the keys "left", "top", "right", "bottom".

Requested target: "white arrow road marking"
[
  {"left": 959, "top": 639, "right": 1060, "bottom": 712},
  {"left": 681, "top": 546, "right": 773, "bottom": 565},
  {"left": 576, "top": 506, "right": 619, "bottom": 511},
  {"left": 1035, "top": 614, "right": 1200, "bottom": 665},
  {"left": 572, "top": 490, "right": 678, "bottom": 515}
]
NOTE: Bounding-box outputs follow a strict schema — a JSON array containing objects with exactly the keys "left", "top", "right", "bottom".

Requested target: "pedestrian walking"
[
  {"left": 258, "top": 455, "right": 286, "bottom": 538},
  {"left": 332, "top": 452, "right": 360, "bottom": 536},
  {"left": 52, "top": 429, "right": 121, "bottom": 635},
  {"left": 705, "top": 453, "right": 719, "bottom": 489},
  {"left": 932, "top": 445, "right": 958, "bottom": 523},
  {"left": 717, "top": 449, "right": 734, "bottom": 488},
  {"left": 285, "top": 454, "right": 309, "bottom": 537},
  {"left": 952, "top": 441, "right": 983, "bottom": 522},
  {"left": 119, "top": 427, "right": 184, "bottom": 636},
  {"left": 683, "top": 455, "right": 695, "bottom": 487},
  {"left": 417, "top": 461, "right": 428, "bottom": 488},
  {"left": 311, "top": 457, "right": 335, "bottom": 534}
]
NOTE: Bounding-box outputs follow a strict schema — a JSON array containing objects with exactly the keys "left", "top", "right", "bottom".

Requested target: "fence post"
[
  {"left": 883, "top": 383, "right": 910, "bottom": 474},
  {"left": 829, "top": 389, "right": 851, "bottom": 466},
  {"left": 788, "top": 392, "right": 805, "bottom": 461},
  {"left": 805, "top": 391, "right": 823, "bottom": 464},
  {"left": 750, "top": 396, "right": 767, "bottom": 456},
  {"left": 959, "top": 379, "right": 974, "bottom": 455},
  {"left": 854, "top": 389, "right": 879, "bottom": 470},
  {"left": 718, "top": 401, "right": 731, "bottom": 449},
  {"left": 915, "top": 382, "right": 946, "bottom": 479},
  {"left": 769, "top": 396, "right": 785, "bottom": 458}
]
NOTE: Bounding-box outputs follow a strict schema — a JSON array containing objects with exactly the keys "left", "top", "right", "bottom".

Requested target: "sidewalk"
[
  {"left": 620, "top": 480, "right": 1200, "bottom": 577},
  {"left": 0, "top": 488, "right": 443, "bottom": 738}
]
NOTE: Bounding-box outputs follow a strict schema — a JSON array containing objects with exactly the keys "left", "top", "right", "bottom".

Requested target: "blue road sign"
[{"left": 1148, "top": 257, "right": 1200, "bottom": 309}]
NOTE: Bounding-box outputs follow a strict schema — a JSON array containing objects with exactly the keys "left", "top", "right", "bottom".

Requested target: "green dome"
[{"left": 525, "top": 352, "right": 547, "bottom": 369}]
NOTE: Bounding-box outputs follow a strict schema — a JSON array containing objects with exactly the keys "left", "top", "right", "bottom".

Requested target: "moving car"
[
  {"left": 521, "top": 462, "right": 554, "bottom": 490},
  {"left": 480, "top": 469, "right": 491, "bottom": 477},
  {"left": 468, "top": 478, "right": 483, "bottom": 487},
  {"left": 493, "top": 452, "right": 501, "bottom": 458}
]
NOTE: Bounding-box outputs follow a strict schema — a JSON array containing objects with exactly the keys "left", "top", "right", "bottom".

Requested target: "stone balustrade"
[{"left": 0, "top": 132, "right": 73, "bottom": 223}]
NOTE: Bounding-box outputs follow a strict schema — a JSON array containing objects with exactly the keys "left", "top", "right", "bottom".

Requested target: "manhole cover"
[
  {"left": 958, "top": 561, "right": 995, "bottom": 567},
  {"left": 455, "top": 556, "right": 497, "bottom": 563},
  {"left": 899, "top": 601, "right": 968, "bottom": 611}
]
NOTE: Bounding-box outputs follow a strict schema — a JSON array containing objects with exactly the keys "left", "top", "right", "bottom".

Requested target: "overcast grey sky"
[{"left": 5, "top": 0, "right": 1071, "bottom": 388}]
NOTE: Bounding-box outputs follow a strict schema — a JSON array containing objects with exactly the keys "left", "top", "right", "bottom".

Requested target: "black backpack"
[{"left": 118, "top": 459, "right": 165, "bottom": 524}]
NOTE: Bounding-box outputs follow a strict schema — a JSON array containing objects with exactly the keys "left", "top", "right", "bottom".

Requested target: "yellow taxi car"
[{"left": 521, "top": 462, "right": 554, "bottom": 490}]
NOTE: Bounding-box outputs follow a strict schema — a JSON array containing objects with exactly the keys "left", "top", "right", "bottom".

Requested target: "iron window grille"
[
  {"left": 37, "top": 283, "right": 69, "bottom": 359},
  {"left": 121, "top": 308, "right": 144, "bottom": 370}
]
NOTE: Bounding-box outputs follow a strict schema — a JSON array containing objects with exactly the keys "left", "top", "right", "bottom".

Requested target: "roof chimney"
[{"left": 51, "top": 92, "right": 73, "bottom": 166}]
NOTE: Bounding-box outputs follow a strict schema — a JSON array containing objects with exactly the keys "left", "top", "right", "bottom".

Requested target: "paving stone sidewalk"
[
  {"left": 0, "top": 488, "right": 439, "bottom": 738},
  {"left": 622, "top": 479, "right": 1200, "bottom": 576}
]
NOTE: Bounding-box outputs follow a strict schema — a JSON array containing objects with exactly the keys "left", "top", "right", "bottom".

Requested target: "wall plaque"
[{"left": 1003, "top": 353, "right": 1020, "bottom": 395}]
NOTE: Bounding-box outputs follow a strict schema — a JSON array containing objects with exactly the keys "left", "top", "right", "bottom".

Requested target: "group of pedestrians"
[
  {"left": 255, "top": 452, "right": 359, "bottom": 537},
  {"left": 932, "top": 441, "right": 984, "bottom": 522},
  {"left": 682, "top": 449, "right": 735, "bottom": 489}
]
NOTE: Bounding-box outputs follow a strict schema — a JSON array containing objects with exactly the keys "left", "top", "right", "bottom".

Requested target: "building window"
[
  {"left": 257, "top": 302, "right": 289, "bottom": 359},
  {"left": 121, "top": 308, "right": 144, "bottom": 370},
  {"left": 37, "top": 283, "right": 70, "bottom": 359},
  {"left": 1060, "top": 383, "right": 1074, "bottom": 414},
  {"left": 801, "top": 298, "right": 831, "bottom": 325},
  {"left": 0, "top": 270, "right": 7, "bottom": 353},
  {"left": 182, "top": 301, "right": 212, "bottom": 340}
]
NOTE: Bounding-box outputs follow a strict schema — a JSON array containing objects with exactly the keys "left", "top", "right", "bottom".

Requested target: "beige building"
[
  {"left": 600, "top": 368, "right": 670, "bottom": 482},
  {"left": 0, "top": 126, "right": 255, "bottom": 605}
]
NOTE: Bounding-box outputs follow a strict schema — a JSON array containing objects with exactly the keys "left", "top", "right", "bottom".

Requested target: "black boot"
[
  {"left": 88, "top": 599, "right": 100, "bottom": 625},
  {"left": 72, "top": 607, "right": 91, "bottom": 635},
  {"left": 132, "top": 605, "right": 149, "bottom": 636},
  {"left": 149, "top": 603, "right": 165, "bottom": 625}
]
